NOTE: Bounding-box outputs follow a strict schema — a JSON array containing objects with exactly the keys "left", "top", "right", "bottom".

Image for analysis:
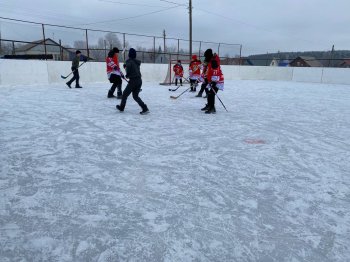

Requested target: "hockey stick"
[
  {"left": 182, "top": 76, "right": 191, "bottom": 84},
  {"left": 170, "top": 87, "right": 191, "bottom": 99},
  {"left": 211, "top": 87, "right": 228, "bottom": 112},
  {"left": 169, "top": 85, "right": 181, "bottom": 91},
  {"left": 61, "top": 61, "right": 87, "bottom": 79}
]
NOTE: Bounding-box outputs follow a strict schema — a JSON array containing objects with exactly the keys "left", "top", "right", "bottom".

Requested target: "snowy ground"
[{"left": 0, "top": 80, "right": 349, "bottom": 262}]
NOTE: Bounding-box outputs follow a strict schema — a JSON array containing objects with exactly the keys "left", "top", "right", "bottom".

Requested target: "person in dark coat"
[
  {"left": 66, "top": 50, "right": 83, "bottom": 88},
  {"left": 116, "top": 48, "right": 149, "bottom": 115}
]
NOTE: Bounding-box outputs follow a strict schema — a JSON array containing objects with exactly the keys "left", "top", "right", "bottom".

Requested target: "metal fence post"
[
  {"left": 85, "top": 29, "right": 89, "bottom": 58},
  {"left": 218, "top": 43, "right": 221, "bottom": 56},
  {"left": 153, "top": 36, "right": 156, "bottom": 63},
  {"left": 104, "top": 40, "right": 107, "bottom": 58},
  {"left": 199, "top": 41, "right": 201, "bottom": 58},
  {"left": 239, "top": 45, "right": 242, "bottom": 65},
  {"left": 42, "top": 24, "right": 47, "bottom": 59},
  {"left": 123, "top": 33, "right": 126, "bottom": 61},
  {"left": 59, "top": 39, "right": 63, "bottom": 60},
  {"left": 12, "top": 41, "right": 15, "bottom": 55},
  {"left": 177, "top": 39, "right": 180, "bottom": 60}
]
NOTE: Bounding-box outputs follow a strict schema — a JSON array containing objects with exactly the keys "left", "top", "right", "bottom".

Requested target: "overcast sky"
[{"left": 1, "top": 0, "right": 350, "bottom": 55}]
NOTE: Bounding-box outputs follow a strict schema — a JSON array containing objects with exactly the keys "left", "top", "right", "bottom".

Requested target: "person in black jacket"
[{"left": 116, "top": 48, "right": 149, "bottom": 115}]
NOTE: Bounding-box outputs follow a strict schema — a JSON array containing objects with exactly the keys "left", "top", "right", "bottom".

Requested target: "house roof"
[
  {"left": 16, "top": 38, "right": 74, "bottom": 54},
  {"left": 340, "top": 59, "right": 350, "bottom": 65},
  {"left": 294, "top": 56, "right": 323, "bottom": 67}
]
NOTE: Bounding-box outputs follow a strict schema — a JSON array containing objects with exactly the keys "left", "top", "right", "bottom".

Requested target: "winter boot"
[
  {"left": 66, "top": 82, "right": 72, "bottom": 88},
  {"left": 116, "top": 105, "right": 124, "bottom": 112},
  {"left": 140, "top": 105, "right": 149, "bottom": 115},
  {"left": 205, "top": 106, "right": 216, "bottom": 114},
  {"left": 201, "top": 104, "right": 209, "bottom": 111},
  {"left": 107, "top": 90, "right": 116, "bottom": 98},
  {"left": 196, "top": 91, "right": 203, "bottom": 97},
  {"left": 75, "top": 85, "right": 82, "bottom": 88}
]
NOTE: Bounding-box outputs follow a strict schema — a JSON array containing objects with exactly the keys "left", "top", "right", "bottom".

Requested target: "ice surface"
[{"left": 0, "top": 80, "right": 349, "bottom": 261}]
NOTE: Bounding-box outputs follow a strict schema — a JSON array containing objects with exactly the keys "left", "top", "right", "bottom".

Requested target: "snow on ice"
[{"left": 0, "top": 80, "right": 349, "bottom": 261}]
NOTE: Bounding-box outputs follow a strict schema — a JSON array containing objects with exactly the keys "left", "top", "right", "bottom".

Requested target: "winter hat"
[
  {"left": 76, "top": 50, "right": 81, "bottom": 54},
  {"left": 128, "top": 48, "right": 137, "bottom": 59},
  {"left": 204, "top": 48, "right": 213, "bottom": 62},
  {"left": 177, "top": 60, "right": 181, "bottom": 64},
  {"left": 113, "top": 47, "right": 120, "bottom": 53},
  {"left": 192, "top": 55, "right": 197, "bottom": 60},
  {"left": 107, "top": 50, "right": 115, "bottom": 58}
]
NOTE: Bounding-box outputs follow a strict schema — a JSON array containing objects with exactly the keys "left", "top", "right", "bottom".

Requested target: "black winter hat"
[
  {"left": 108, "top": 50, "right": 115, "bottom": 58},
  {"left": 76, "top": 50, "right": 81, "bottom": 54},
  {"left": 128, "top": 48, "right": 137, "bottom": 59},
  {"left": 204, "top": 48, "right": 213, "bottom": 61},
  {"left": 113, "top": 47, "right": 120, "bottom": 53}
]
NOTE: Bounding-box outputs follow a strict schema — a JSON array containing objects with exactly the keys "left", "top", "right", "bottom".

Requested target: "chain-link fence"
[{"left": 0, "top": 17, "right": 242, "bottom": 64}]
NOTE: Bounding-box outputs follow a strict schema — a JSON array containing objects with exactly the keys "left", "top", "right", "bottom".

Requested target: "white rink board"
[
  {"left": 322, "top": 68, "right": 350, "bottom": 85},
  {"left": 292, "top": 67, "right": 324, "bottom": 83},
  {"left": 1, "top": 59, "right": 350, "bottom": 86},
  {"left": 0, "top": 59, "right": 49, "bottom": 85}
]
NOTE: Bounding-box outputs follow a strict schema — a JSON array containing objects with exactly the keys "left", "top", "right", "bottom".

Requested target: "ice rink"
[{"left": 1, "top": 80, "right": 349, "bottom": 261}]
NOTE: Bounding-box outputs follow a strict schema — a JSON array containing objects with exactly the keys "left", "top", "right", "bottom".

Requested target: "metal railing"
[{"left": 0, "top": 16, "right": 242, "bottom": 64}]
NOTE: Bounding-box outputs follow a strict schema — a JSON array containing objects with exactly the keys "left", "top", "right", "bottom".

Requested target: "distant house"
[
  {"left": 270, "top": 58, "right": 289, "bottom": 67},
  {"left": 270, "top": 58, "right": 279, "bottom": 67},
  {"left": 15, "top": 38, "right": 78, "bottom": 61},
  {"left": 289, "top": 56, "right": 323, "bottom": 67},
  {"left": 338, "top": 59, "right": 350, "bottom": 68}
]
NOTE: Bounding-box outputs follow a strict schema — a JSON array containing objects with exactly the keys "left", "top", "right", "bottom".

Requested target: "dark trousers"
[
  {"left": 120, "top": 78, "right": 147, "bottom": 110},
  {"left": 108, "top": 74, "right": 122, "bottom": 97},
  {"left": 190, "top": 79, "right": 197, "bottom": 91},
  {"left": 198, "top": 80, "right": 209, "bottom": 95},
  {"left": 67, "top": 67, "right": 79, "bottom": 87},
  {"left": 175, "top": 78, "right": 182, "bottom": 86},
  {"left": 207, "top": 85, "right": 219, "bottom": 108}
]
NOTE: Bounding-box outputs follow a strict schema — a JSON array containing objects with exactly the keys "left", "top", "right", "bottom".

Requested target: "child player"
[
  {"left": 106, "top": 47, "right": 124, "bottom": 99},
  {"left": 189, "top": 55, "right": 201, "bottom": 92},
  {"left": 201, "top": 49, "right": 224, "bottom": 114},
  {"left": 66, "top": 50, "right": 84, "bottom": 88},
  {"left": 173, "top": 60, "right": 184, "bottom": 86}
]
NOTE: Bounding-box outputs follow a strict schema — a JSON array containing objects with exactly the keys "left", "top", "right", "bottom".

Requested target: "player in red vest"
[
  {"left": 173, "top": 60, "right": 184, "bottom": 86},
  {"left": 201, "top": 49, "right": 224, "bottom": 114},
  {"left": 189, "top": 55, "right": 201, "bottom": 92},
  {"left": 106, "top": 47, "right": 124, "bottom": 99}
]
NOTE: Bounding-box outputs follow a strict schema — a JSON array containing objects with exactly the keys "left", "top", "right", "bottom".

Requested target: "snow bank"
[{"left": 1, "top": 59, "right": 350, "bottom": 86}]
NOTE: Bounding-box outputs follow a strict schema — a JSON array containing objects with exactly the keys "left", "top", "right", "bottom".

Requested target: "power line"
[
  {"left": 159, "top": 0, "right": 186, "bottom": 6},
  {"left": 195, "top": 7, "right": 318, "bottom": 46},
  {"left": 98, "top": 0, "right": 173, "bottom": 8},
  {"left": 73, "top": 5, "right": 183, "bottom": 26}
]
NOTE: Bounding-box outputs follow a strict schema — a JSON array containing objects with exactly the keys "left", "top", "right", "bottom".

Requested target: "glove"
[
  {"left": 113, "top": 66, "right": 119, "bottom": 71},
  {"left": 83, "top": 57, "right": 88, "bottom": 62},
  {"left": 123, "top": 63, "right": 126, "bottom": 69},
  {"left": 71, "top": 67, "right": 77, "bottom": 71},
  {"left": 120, "top": 71, "right": 125, "bottom": 79}
]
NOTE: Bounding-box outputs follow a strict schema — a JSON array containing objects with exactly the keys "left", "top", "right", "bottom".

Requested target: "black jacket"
[{"left": 125, "top": 58, "right": 142, "bottom": 80}]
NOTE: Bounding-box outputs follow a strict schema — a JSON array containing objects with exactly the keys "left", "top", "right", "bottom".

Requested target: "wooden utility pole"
[
  {"left": 189, "top": 0, "right": 192, "bottom": 57},
  {"left": 328, "top": 45, "right": 335, "bottom": 68}
]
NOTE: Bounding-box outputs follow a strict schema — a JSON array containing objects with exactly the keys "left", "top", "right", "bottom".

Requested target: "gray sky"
[{"left": 1, "top": 0, "right": 350, "bottom": 55}]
